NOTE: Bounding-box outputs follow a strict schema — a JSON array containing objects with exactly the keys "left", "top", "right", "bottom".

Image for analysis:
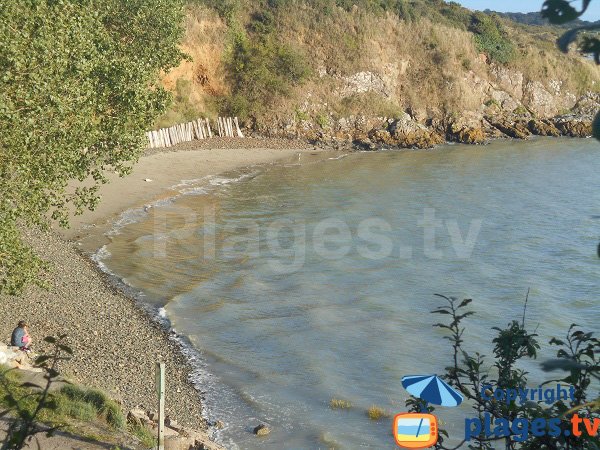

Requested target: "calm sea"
[{"left": 98, "top": 138, "right": 599, "bottom": 449}]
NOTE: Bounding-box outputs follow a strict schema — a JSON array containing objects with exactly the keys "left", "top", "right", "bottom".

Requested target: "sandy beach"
[
  {"left": 63, "top": 138, "right": 317, "bottom": 242},
  {"left": 0, "top": 138, "right": 331, "bottom": 448}
]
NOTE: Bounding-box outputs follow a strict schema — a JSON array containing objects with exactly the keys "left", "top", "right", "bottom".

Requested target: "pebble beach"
[{"left": 0, "top": 139, "right": 328, "bottom": 447}]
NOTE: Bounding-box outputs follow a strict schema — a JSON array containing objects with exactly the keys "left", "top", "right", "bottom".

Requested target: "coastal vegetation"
[
  {"left": 164, "top": 0, "right": 600, "bottom": 127},
  {"left": 0, "top": 365, "right": 155, "bottom": 448}
]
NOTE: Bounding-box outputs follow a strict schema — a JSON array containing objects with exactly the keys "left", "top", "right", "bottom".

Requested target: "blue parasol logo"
[{"left": 402, "top": 374, "right": 463, "bottom": 408}]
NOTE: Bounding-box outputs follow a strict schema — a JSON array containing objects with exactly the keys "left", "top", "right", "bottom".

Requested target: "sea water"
[{"left": 99, "top": 138, "right": 599, "bottom": 449}]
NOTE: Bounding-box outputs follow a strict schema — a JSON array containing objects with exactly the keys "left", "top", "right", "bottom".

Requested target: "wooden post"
[
  {"left": 192, "top": 120, "right": 199, "bottom": 140},
  {"left": 161, "top": 128, "right": 167, "bottom": 148},
  {"left": 160, "top": 129, "right": 166, "bottom": 148},
  {"left": 198, "top": 119, "right": 205, "bottom": 139},
  {"left": 206, "top": 118, "right": 213, "bottom": 138},
  {"left": 156, "top": 362, "right": 165, "bottom": 450},
  {"left": 234, "top": 117, "right": 244, "bottom": 138}
]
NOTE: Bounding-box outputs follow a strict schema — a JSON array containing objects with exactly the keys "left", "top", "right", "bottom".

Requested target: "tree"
[
  {"left": 541, "top": 0, "right": 600, "bottom": 139},
  {"left": 0, "top": 0, "right": 185, "bottom": 294}
]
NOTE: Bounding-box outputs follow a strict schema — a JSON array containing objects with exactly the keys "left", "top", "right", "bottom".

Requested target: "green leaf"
[{"left": 542, "top": 0, "right": 580, "bottom": 24}]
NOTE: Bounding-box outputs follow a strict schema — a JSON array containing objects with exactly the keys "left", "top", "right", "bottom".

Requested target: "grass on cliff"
[
  {"left": 0, "top": 365, "right": 126, "bottom": 438},
  {"left": 161, "top": 0, "right": 600, "bottom": 126}
]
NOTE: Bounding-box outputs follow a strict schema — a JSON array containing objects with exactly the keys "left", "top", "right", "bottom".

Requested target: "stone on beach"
[{"left": 0, "top": 344, "right": 40, "bottom": 372}]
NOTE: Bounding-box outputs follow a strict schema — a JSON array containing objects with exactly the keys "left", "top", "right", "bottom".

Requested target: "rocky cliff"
[{"left": 160, "top": 1, "right": 600, "bottom": 148}]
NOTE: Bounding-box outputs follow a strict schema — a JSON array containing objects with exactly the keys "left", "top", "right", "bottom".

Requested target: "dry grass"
[{"left": 160, "top": 1, "right": 600, "bottom": 125}]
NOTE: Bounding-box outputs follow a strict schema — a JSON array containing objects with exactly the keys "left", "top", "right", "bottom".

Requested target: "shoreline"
[
  {"left": 2, "top": 134, "right": 588, "bottom": 447},
  {"left": 63, "top": 137, "right": 324, "bottom": 243},
  {"left": 1, "top": 138, "right": 336, "bottom": 449}
]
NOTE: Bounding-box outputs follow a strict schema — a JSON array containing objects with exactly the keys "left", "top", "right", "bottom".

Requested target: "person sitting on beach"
[{"left": 11, "top": 321, "right": 32, "bottom": 352}]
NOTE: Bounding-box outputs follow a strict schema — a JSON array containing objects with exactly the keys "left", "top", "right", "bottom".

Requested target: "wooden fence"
[{"left": 146, "top": 117, "right": 244, "bottom": 149}]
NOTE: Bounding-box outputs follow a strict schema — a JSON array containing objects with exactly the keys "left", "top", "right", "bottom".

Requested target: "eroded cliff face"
[{"left": 161, "top": 5, "right": 600, "bottom": 147}]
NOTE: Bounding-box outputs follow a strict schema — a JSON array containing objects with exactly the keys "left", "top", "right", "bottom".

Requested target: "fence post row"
[{"left": 147, "top": 117, "right": 244, "bottom": 149}]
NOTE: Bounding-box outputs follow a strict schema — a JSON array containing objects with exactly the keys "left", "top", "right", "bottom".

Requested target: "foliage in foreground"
[
  {"left": 0, "top": 0, "right": 185, "bottom": 295},
  {"left": 408, "top": 295, "right": 599, "bottom": 450}
]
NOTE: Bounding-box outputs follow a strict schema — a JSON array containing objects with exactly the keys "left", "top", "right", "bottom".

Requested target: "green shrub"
[
  {"left": 513, "top": 105, "right": 529, "bottom": 115},
  {"left": 104, "top": 402, "right": 126, "bottom": 430},
  {"left": 195, "top": 0, "right": 239, "bottom": 24},
  {"left": 295, "top": 109, "right": 310, "bottom": 121},
  {"left": 315, "top": 113, "right": 330, "bottom": 129},
  {"left": 470, "top": 13, "right": 515, "bottom": 64},
  {"left": 223, "top": 27, "right": 310, "bottom": 118}
]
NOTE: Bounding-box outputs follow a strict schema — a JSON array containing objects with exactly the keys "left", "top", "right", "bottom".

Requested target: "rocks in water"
[
  {"left": 447, "top": 112, "right": 488, "bottom": 144},
  {"left": 486, "top": 116, "right": 531, "bottom": 140},
  {"left": 571, "top": 92, "right": 600, "bottom": 117},
  {"left": 248, "top": 88, "right": 599, "bottom": 147},
  {"left": 366, "top": 114, "right": 443, "bottom": 149},
  {"left": 455, "top": 127, "right": 487, "bottom": 144},
  {"left": 352, "top": 135, "right": 377, "bottom": 151},
  {"left": 211, "top": 420, "right": 225, "bottom": 429},
  {"left": 253, "top": 424, "right": 271, "bottom": 436},
  {"left": 527, "top": 119, "right": 561, "bottom": 137},
  {"left": 387, "top": 114, "right": 444, "bottom": 149},
  {"left": 553, "top": 115, "right": 593, "bottom": 137}
]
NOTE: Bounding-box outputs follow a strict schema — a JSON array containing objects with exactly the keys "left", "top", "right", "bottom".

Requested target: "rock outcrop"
[
  {"left": 249, "top": 88, "right": 600, "bottom": 149},
  {"left": 527, "top": 119, "right": 561, "bottom": 137},
  {"left": 553, "top": 115, "right": 594, "bottom": 137},
  {"left": 0, "top": 344, "right": 38, "bottom": 371}
]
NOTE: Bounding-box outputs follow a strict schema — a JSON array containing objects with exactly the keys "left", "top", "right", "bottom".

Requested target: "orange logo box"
[{"left": 393, "top": 413, "right": 438, "bottom": 449}]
